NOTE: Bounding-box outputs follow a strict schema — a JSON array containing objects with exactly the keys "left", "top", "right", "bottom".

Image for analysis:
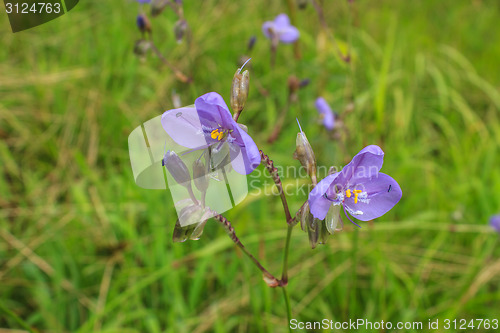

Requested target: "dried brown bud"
[
  {"left": 230, "top": 59, "right": 250, "bottom": 114},
  {"left": 293, "top": 119, "right": 317, "bottom": 184}
]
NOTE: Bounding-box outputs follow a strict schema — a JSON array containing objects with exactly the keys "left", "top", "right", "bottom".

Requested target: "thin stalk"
[
  {"left": 282, "top": 286, "right": 293, "bottom": 332},
  {"left": 281, "top": 224, "right": 294, "bottom": 285},
  {"left": 311, "top": 0, "right": 348, "bottom": 62},
  {"left": 186, "top": 185, "right": 199, "bottom": 206},
  {"left": 259, "top": 150, "right": 293, "bottom": 224},
  {"left": 150, "top": 42, "right": 192, "bottom": 83},
  {"left": 267, "top": 96, "right": 291, "bottom": 143},
  {"left": 212, "top": 213, "right": 281, "bottom": 287}
]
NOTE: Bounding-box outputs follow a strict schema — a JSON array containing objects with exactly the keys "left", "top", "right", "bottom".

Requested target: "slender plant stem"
[
  {"left": 281, "top": 224, "right": 294, "bottom": 285},
  {"left": 150, "top": 42, "right": 192, "bottom": 83},
  {"left": 282, "top": 286, "right": 293, "bottom": 332},
  {"left": 212, "top": 213, "right": 281, "bottom": 287},
  {"left": 311, "top": 0, "right": 348, "bottom": 62},
  {"left": 259, "top": 150, "right": 293, "bottom": 224},
  {"left": 267, "top": 95, "right": 291, "bottom": 143}
]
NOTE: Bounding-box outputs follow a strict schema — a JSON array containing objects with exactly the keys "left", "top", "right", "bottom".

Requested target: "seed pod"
[
  {"left": 192, "top": 159, "right": 209, "bottom": 193},
  {"left": 230, "top": 67, "right": 250, "bottom": 113},
  {"left": 163, "top": 150, "right": 191, "bottom": 186},
  {"left": 294, "top": 119, "right": 317, "bottom": 183}
]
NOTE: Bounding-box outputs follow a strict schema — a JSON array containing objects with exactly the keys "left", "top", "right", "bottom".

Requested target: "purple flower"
[
  {"left": 262, "top": 14, "right": 299, "bottom": 44},
  {"left": 490, "top": 215, "right": 500, "bottom": 233},
  {"left": 315, "top": 97, "right": 335, "bottom": 131},
  {"left": 136, "top": 0, "right": 151, "bottom": 3},
  {"left": 161, "top": 92, "right": 261, "bottom": 175},
  {"left": 308, "top": 145, "right": 402, "bottom": 226}
]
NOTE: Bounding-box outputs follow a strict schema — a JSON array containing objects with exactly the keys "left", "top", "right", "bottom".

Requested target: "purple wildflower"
[
  {"left": 262, "top": 14, "right": 299, "bottom": 44},
  {"left": 490, "top": 215, "right": 500, "bottom": 233},
  {"left": 308, "top": 145, "right": 402, "bottom": 226},
  {"left": 161, "top": 92, "right": 261, "bottom": 175},
  {"left": 136, "top": 0, "right": 151, "bottom": 3},
  {"left": 315, "top": 97, "right": 335, "bottom": 131}
]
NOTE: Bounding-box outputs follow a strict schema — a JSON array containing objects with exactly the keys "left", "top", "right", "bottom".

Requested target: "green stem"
[
  {"left": 212, "top": 213, "right": 281, "bottom": 287},
  {"left": 281, "top": 224, "right": 294, "bottom": 284},
  {"left": 282, "top": 286, "right": 293, "bottom": 332}
]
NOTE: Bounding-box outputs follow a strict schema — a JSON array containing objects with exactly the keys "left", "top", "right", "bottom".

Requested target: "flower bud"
[
  {"left": 163, "top": 150, "right": 191, "bottom": 185},
  {"left": 293, "top": 119, "right": 317, "bottom": 183},
  {"left": 133, "top": 39, "right": 152, "bottom": 58},
  {"left": 174, "top": 19, "right": 188, "bottom": 44},
  {"left": 172, "top": 205, "right": 211, "bottom": 242},
  {"left": 230, "top": 59, "right": 251, "bottom": 113},
  {"left": 325, "top": 204, "right": 342, "bottom": 234},
  {"left": 151, "top": 0, "right": 169, "bottom": 17},
  {"left": 137, "top": 14, "right": 152, "bottom": 34},
  {"left": 193, "top": 159, "right": 209, "bottom": 193}
]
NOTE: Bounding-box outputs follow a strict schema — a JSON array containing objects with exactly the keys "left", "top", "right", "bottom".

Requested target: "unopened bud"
[
  {"left": 325, "top": 205, "right": 342, "bottom": 234},
  {"left": 293, "top": 119, "right": 317, "bottom": 183},
  {"left": 192, "top": 159, "right": 209, "bottom": 193},
  {"left": 163, "top": 150, "right": 191, "bottom": 185},
  {"left": 151, "top": 0, "right": 169, "bottom": 17},
  {"left": 174, "top": 19, "right": 188, "bottom": 44},
  {"left": 230, "top": 59, "right": 251, "bottom": 113},
  {"left": 137, "top": 14, "right": 152, "bottom": 34}
]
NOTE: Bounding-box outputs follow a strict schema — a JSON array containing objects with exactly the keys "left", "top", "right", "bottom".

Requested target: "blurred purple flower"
[
  {"left": 136, "top": 0, "right": 151, "bottom": 3},
  {"left": 315, "top": 97, "right": 335, "bottom": 131},
  {"left": 161, "top": 92, "right": 260, "bottom": 175},
  {"left": 490, "top": 215, "right": 500, "bottom": 233},
  {"left": 308, "top": 145, "right": 402, "bottom": 226},
  {"left": 262, "top": 13, "right": 299, "bottom": 44}
]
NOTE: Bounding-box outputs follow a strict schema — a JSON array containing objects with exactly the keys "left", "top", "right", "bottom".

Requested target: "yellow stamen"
[
  {"left": 353, "top": 190, "right": 362, "bottom": 204},
  {"left": 211, "top": 129, "right": 219, "bottom": 139},
  {"left": 218, "top": 131, "right": 224, "bottom": 140},
  {"left": 345, "top": 189, "right": 351, "bottom": 198}
]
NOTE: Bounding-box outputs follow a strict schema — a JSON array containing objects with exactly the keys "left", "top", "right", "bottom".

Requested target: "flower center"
[
  {"left": 345, "top": 189, "right": 363, "bottom": 204},
  {"left": 210, "top": 128, "right": 226, "bottom": 141}
]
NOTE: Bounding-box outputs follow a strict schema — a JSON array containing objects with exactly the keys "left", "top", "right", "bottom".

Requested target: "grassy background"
[{"left": 1, "top": 0, "right": 500, "bottom": 332}]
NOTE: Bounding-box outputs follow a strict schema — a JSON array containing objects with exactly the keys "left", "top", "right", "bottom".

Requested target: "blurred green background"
[{"left": 1, "top": 0, "right": 500, "bottom": 332}]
